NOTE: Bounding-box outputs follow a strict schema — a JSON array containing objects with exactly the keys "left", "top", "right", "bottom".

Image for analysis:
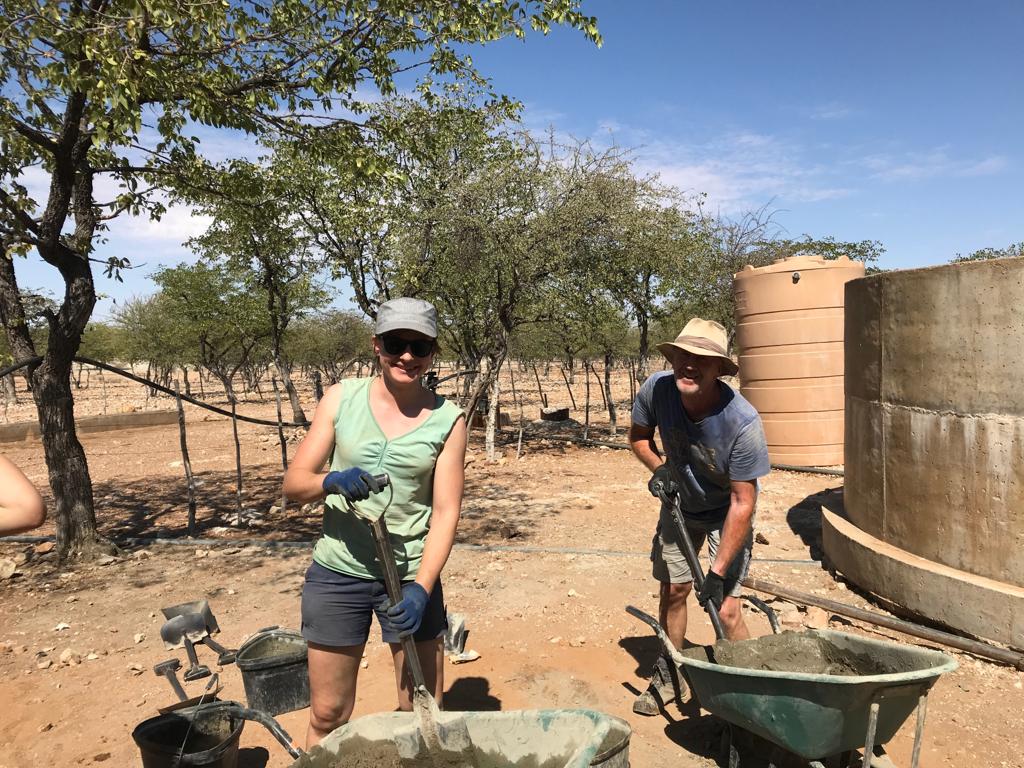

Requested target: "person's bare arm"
[
  {"left": 0, "top": 456, "right": 46, "bottom": 535},
  {"left": 415, "top": 416, "right": 467, "bottom": 594},
  {"left": 282, "top": 384, "right": 343, "bottom": 503},
  {"left": 628, "top": 423, "right": 663, "bottom": 473},
  {"left": 709, "top": 479, "right": 757, "bottom": 576}
]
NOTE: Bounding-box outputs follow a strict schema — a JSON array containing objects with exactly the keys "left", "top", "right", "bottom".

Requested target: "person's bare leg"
[
  {"left": 391, "top": 637, "right": 445, "bottom": 710},
  {"left": 718, "top": 595, "right": 750, "bottom": 640},
  {"left": 306, "top": 642, "right": 364, "bottom": 748},
  {"left": 634, "top": 581, "right": 691, "bottom": 715},
  {"left": 660, "top": 581, "right": 692, "bottom": 649}
]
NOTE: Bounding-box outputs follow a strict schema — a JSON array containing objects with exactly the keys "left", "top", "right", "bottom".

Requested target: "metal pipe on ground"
[{"left": 743, "top": 576, "right": 1024, "bottom": 671}]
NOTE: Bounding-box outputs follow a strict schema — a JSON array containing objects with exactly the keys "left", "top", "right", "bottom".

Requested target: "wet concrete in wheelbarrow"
[{"left": 713, "top": 631, "right": 915, "bottom": 676}]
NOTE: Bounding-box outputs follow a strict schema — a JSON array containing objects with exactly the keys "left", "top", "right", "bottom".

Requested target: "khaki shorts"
[{"left": 651, "top": 512, "right": 752, "bottom": 596}]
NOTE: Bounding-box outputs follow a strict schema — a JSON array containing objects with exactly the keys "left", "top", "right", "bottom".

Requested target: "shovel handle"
[
  {"left": 665, "top": 493, "right": 727, "bottom": 641},
  {"left": 366, "top": 514, "right": 428, "bottom": 691}
]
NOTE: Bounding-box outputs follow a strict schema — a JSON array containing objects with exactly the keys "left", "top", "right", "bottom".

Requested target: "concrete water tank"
[
  {"left": 825, "top": 257, "right": 1024, "bottom": 648},
  {"left": 733, "top": 255, "right": 865, "bottom": 466}
]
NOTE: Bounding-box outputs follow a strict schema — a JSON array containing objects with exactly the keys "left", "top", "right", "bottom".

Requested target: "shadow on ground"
[
  {"left": 445, "top": 676, "right": 502, "bottom": 711},
  {"left": 785, "top": 486, "right": 844, "bottom": 562},
  {"left": 93, "top": 469, "right": 316, "bottom": 540},
  {"left": 90, "top": 461, "right": 574, "bottom": 545}
]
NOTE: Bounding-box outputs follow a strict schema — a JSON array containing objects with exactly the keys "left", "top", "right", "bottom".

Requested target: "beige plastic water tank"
[{"left": 733, "top": 254, "right": 865, "bottom": 466}]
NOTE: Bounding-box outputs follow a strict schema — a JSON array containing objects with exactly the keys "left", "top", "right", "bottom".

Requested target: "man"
[{"left": 628, "top": 318, "right": 770, "bottom": 715}]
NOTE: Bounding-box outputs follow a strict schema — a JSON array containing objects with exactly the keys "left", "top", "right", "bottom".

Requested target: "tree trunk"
[
  {"left": 274, "top": 356, "right": 307, "bottom": 424},
  {"left": 32, "top": 356, "right": 114, "bottom": 560},
  {"left": 2, "top": 374, "right": 17, "bottom": 405},
  {"left": 603, "top": 351, "right": 617, "bottom": 437},
  {"left": 485, "top": 359, "right": 500, "bottom": 461},
  {"left": 2, "top": 243, "right": 111, "bottom": 562},
  {"left": 636, "top": 314, "right": 650, "bottom": 383}
]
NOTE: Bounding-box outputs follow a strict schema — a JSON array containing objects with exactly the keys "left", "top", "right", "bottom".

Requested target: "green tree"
[
  {"left": 151, "top": 262, "right": 270, "bottom": 405},
  {"left": 187, "top": 160, "right": 327, "bottom": 422},
  {"left": 951, "top": 242, "right": 1024, "bottom": 263},
  {"left": 0, "top": 0, "right": 599, "bottom": 560},
  {"left": 285, "top": 310, "right": 373, "bottom": 385}
]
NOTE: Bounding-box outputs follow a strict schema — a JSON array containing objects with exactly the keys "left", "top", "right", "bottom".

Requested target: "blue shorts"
[{"left": 300, "top": 561, "right": 447, "bottom": 647}]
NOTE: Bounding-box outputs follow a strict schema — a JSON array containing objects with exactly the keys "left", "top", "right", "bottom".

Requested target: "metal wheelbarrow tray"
[{"left": 676, "top": 628, "right": 957, "bottom": 762}]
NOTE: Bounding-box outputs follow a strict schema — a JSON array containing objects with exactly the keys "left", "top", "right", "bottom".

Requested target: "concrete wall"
[{"left": 842, "top": 256, "right": 1024, "bottom": 594}]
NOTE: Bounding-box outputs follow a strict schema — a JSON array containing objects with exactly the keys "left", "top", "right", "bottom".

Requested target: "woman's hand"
[{"left": 322, "top": 467, "right": 380, "bottom": 502}]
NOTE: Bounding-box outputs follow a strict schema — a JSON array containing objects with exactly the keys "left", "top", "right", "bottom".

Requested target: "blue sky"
[{"left": 14, "top": 0, "right": 1023, "bottom": 319}]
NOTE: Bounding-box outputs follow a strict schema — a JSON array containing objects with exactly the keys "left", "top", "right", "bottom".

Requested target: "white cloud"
[
  {"left": 592, "top": 125, "right": 854, "bottom": 215},
  {"left": 863, "top": 148, "right": 1008, "bottom": 181},
  {"left": 808, "top": 102, "right": 856, "bottom": 121}
]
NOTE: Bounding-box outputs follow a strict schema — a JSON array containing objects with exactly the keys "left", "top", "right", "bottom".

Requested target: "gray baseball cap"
[{"left": 374, "top": 297, "right": 438, "bottom": 338}]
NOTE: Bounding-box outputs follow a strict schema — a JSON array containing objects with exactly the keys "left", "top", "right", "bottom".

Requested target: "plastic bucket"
[
  {"left": 235, "top": 628, "right": 310, "bottom": 717},
  {"left": 132, "top": 704, "right": 244, "bottom": 768},
  {"left": 290, "top": 708, "right": 631, "bottom": 768}
]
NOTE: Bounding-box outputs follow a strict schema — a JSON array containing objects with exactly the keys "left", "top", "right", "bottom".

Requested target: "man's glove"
[
  {"left": 697, "top": 570, "right": 726, "bottom": 611},
  {"left": 322, "top": 467, "right": 380, "bottom": 502},
  {"left": 384, "top": 582, "right": 430, "bottom": 638},
  {"left": 648, "top": 463, "right": 677, "bottom": 501}
]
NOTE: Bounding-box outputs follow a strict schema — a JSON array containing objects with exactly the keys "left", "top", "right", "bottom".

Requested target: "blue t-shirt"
[{"left": 632, "top": 371, "right": 770, "bottom": 523}]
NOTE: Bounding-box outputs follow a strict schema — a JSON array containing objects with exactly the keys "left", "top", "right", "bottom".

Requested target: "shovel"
[{"left": 353, "top": 475, "right": 476, "bottom": 766}]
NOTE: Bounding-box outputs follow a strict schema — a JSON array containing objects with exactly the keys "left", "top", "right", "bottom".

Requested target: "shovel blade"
[{"left": 392, "top": 690, "right": 475, "bottom": 766}]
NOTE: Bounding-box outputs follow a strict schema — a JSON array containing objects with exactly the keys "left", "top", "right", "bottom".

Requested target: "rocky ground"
[{"left": 1, "top": 368, "right": 1021, "bottom": 767}]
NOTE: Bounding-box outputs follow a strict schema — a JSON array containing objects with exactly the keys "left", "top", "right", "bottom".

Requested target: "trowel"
[{"left": 353, "top": 475, "right": 476, "bottom": 767}]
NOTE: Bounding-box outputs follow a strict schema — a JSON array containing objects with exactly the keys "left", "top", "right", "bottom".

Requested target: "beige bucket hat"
[{"left": 656, "top": 318, "right": 739, "bottom": 377}]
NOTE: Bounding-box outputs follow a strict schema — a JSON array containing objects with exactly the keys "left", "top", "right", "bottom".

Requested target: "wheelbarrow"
[
  {"left": 629, "top": 607, "right": 956, "bottom": 768},
  {"left": 630, "top": 486, "right": 957, "bottom": 767}
]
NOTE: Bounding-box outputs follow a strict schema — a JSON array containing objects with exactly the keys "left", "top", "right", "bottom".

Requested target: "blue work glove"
[
  {"left": 322, "top": 467, "right": 380, "bottom": 502},
  {"left": 385, "top": 582, "right": 430, "bottom": 638},
  {"left": 648, "top": 463, "right": 677, "bottom": 502},
  {"left": 697, "top": 570, "right": 726, "bottom": 611}
]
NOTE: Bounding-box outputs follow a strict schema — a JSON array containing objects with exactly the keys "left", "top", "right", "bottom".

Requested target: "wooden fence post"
[
  {"left": 174, "top": 382, "right": 198, "bottom": 537},
  {"left": 271, "top": 376, "right": 288, "bottom": 516},
  {"left": 583, "top": 359, "right": 591, "bottom": 440},
  {"left": 531, "top": 361, "right": 547, "bottom": 409},
  {"left": 231, "top": 400, "right": 243, "bottom": 525},
  {"left": 559, "top": 365, "right": 577, "bottom": 410},
  {"left": 100, "top": 368, "right": 108, "bottom": 415}
]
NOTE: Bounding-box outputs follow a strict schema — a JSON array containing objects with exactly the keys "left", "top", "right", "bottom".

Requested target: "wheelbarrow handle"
[
  {"left": 625, "top": 605, "right": 688, "bottom": 667},
  {"left": 664, "top": 492, "right": 727, "bottom": 641},
  {"left": 217, "top": 703, "right": 304, "bottom": 759}
]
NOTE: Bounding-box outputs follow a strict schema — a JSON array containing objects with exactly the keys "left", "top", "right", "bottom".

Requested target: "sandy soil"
[{"left": 1, "top": 366, "right": 1022, "bottom": 768}]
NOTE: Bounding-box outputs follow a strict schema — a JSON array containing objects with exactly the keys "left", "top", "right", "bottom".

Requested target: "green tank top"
[{"left": 312, "top": 378, "right": 463, "bottom": 580}]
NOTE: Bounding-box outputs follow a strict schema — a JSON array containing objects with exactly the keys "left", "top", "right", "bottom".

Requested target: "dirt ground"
[{"left": 1, "top": 367, "right": 1022, "bottom": 768}]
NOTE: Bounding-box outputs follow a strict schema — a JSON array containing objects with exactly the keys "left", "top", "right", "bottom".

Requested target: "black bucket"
[
  {"left": 132, "top": 703, "right": 244, "bottom": 768},
  {"left": 235, "top": 628, "right": 310, "bottom": 717}
]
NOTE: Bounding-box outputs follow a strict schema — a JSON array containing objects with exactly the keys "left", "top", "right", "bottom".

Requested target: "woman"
[{"left": 282, "top": 297, "right": 466, "bottom": 747}]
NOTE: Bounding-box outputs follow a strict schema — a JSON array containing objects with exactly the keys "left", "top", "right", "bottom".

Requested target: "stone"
[
  {"left": 53, "top": 623, "right": 70, "bottom": 632},
  {"left": 96, "top": 554, "right": 117, "bottom": 566},
  {"left": 133, "top": 633, "right": 145, "bottom": 644},
  {"left": 804, "top": 607, "right": 830, "bottom": 629},
  {"left": 37, "top": 659, "right": 52, "bottom": 670},
  {"left": 755, "top": 532, "right": 770, "bottom": 546},
  {"left": 34, "top": 541, "right": 55, "bottom": 555},
  {"left": 127, "top": 663, "right": 143, "bottom": 676},
  {"left": 0, "top": 558, "right": 18, "bottom": 579},
  {"left": 59, "top": 649, "right": 81, "bottom": 665}
]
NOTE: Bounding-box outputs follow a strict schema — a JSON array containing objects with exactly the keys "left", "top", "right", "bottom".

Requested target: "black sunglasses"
[{"left": 380, "top": 335, "right": 434, "bottom": 358}]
